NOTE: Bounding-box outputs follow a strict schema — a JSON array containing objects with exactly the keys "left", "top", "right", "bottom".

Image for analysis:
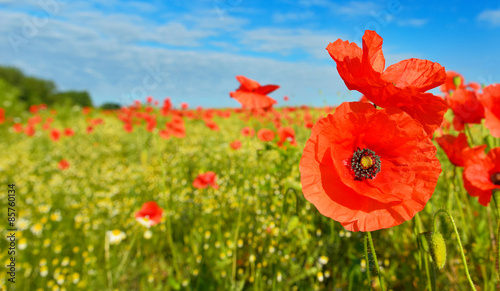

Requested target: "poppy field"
[{"left": 1, "top": 30, "right": 500, "bottom": 291}]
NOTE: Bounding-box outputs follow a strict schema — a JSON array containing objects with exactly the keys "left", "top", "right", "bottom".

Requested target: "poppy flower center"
[
  {"left": 350, "top": 148, "right": 381, "bottom": 181},
  {"left": 491, "top": 172, "right": 500, "bottom": 185}
]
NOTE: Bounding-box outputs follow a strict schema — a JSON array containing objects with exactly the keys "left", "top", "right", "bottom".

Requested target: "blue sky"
[{"left": 1, "top": 0, "right": 499, "bottom": 108}]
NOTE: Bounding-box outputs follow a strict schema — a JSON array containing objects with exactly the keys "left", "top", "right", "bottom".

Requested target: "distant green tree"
[
  {"left": 0, "top": 65, "right": 94, "bottom": 109},
  {"left": 0, "top": 78, "right": 25, "bottom": 115},
  {"left": 51, "top": 91, "right": 93, "bottom": 107},
  {"left": 100, "top": 102, "right": 121, "bottom": 110}
]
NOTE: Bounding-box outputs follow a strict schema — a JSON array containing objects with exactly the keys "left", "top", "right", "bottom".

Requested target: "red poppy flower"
[
  {"left": 0, "top": 108, "right": 4, "bottom": 124},
  {"left": 446, "top": 88, "right": 484, "bottom": 130},
  {"left": 63, "top": 128, "right": 75, "bottom": 137},
  {"left": 326, "top": 30, "right": 448, "bottom": 136},
  {"left": 82, "top": 107, "right": 92, "bottom": 115},
  {"left": 435, "top": 133, "right": 486, "bottom": 167},
  {"left": 135, "top": 201, "right": 163, "bottom": 227},
  {"left": 24, "top": 125, "right": 35, "bottom": 137},
  {"left": 257, "top": 129, "right": 275, "bottom": 142},
  {"left": 13, "top": 123, "right": 23, "bottom": 133},
  {"left": 284, "top": 96, "right": 289, "bottom": 101},
  {"left": 193, "top": 172, "right": 219, "bottom": 189},
  {"left": 229, "top": 75, "right": 279, "bottom": 110},
  {"left": 159, "top": 129, "right": 170, "bottom": 139},
  {"left": 205, "top": 120, "right": 220, "bottom": 131},
  {"left": 299, "top": 102, "right": 441, "bottom": 232},
  {"left": 277, "top": 127, "right": 297, "bottom": 147},
  {"left": 58, "top": 159, "right": 70, "bottom": 170},
  {"left": 181, "top": 102, "right": 189, "bottom": 110},
  {"left": 440, "top": 71, "right": 464, "bottom": 94},
  {"left": 241, "top": 126, "right": 255, "bottom": 137},
  {"left": 166, "top": 116, "right": 186, "bottom": 138},
  {"left": 86, "top": 126, "right": 94, "bottom": 134},
  {"left": 478, "top": 84, "right": 500, "bottom": 137},
  {"left": 28, "top": 115, "right": 42, "bottom": 126},
  {"left": 124, "top": 122, "right": 134, "bottom": 133},
  {"left": 230, "top": 140, "right": 242, "bottom": 150},
  {"left": 463, "top": 148, "right": 500, "bottom": 206},
  {"left": 50, "top": 129, "right": 61, "bottom": 142}
]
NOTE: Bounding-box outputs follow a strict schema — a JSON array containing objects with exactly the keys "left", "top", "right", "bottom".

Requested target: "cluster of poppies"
[
  {"left": 299, "top": 30, "right": 449, "bottom": 232},
  {"left": 437, "top": 72, "right": 500, "bottom": 206}
]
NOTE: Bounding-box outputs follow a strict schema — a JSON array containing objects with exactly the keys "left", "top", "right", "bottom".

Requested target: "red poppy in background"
[
  {"left": 277, "top": 127, "right": 297, "bottom": 147},
  {"left": 124, "top": 123, "right": 134, "bottom": 133},
  {"left": 241, "top": 126, "right": 255, "bottom": 137},
  {"left": 50, "top": 129, "right": 61, "bottom": 141},
  {"left": 135, "top": 201, "right": 163, "bottom": 227},
  {"left": 13, "top": 123, "right": 23, "bottom": 133},
  {"left": 326, "top": 30, "right": 448, "bottom": 135},
  {"left": 86, "top": 126, "right": 94, "bottom": 134},
  {"left": 463, "top": 148, "right": 500, "bottom": 206},
  {"left": 435, "top": 133, "right": 486, "bottom": 167},
  {"left": 193, "top": 172, "right": 219, "bottom": 190},
  {"left": 0, "top": 108, "right": 4, "bottom": 124},
  {"left": 58, "top": 159, "right": 70, "bottom": 170},
  {"left": 181, "top": 102, "right": 189, "bottom": 110},
  {"left": 283, "top": 96, "right": 289, "bottom": 101},
  {"left": 478, "top": 84, "right": 500, "bottom": 137},
  {"left": 230, "top": 140, "right": 242, "bottom": 150},
  {"left": 300, "top": 102, "right": 441, "bottom": 232},
  {"left": 257, "top": 128, "right": 275, "bottom": 142},
  {"left": 446, "top": 88, "right": 484, "bottom": 131},
  {"left": 82, "top": 107, "right": 92, "bottom": 115},
  {"left": 440, "top": 71, "right": 464, "bottom": 94},
  {"left": 63, "top": 128, "right": 75, "bottom": 136},
  {"left": 24, "top": 125, "right": 35, "bottom": 137},
  {"left": 205, "top": 120, "right": 220, "bottom": 131},
  {"left": 229, "top": 75, "right": 279, "bottom": 111}
]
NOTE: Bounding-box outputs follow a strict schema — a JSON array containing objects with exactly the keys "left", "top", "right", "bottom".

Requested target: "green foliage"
[
  {"left": 100, "top": 102, "right": 122, "bottom": 110},
  {"left": 0, "top": 65, "right": 93, "bottom": 110},
  {"left": 50, "top": 91, "right": 93, "bottom": 107}
]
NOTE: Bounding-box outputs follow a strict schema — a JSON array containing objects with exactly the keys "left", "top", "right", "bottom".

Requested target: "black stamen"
[{"left": 350, "top": 148, "right": 381, "bottom": 181}]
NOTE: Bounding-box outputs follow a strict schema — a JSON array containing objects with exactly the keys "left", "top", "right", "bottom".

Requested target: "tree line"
[{"left": 0, "top": 65, "right": 95, "bottom": 111}]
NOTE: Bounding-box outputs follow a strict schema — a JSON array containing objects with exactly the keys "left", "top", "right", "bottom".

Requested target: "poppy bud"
[{"left": 430, "top": 231, "right": 447, "bottom": 269}]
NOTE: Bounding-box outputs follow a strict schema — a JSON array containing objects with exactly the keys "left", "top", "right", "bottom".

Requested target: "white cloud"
[
  {"left": 272, "top": 11, "right": 314, "bottom": 23},
  {"left": 477, "top": 8, "right": 500, "bottom": 27},
  {"left": 0, "top": 7, "right": 352, "bottom": 107},
  {"left": 297, "top": 0, "right": 382, "bottom": 17},
  {"left": 397, "top": 18, "right": 428, "bottom": 27},
  {"left": 239, "top": 28, "right": 345, "bottom": 59}
]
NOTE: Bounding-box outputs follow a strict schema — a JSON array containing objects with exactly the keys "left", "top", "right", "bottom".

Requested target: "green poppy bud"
[{"left": 430, "top": 231, "right": 447, "bottom": 269}]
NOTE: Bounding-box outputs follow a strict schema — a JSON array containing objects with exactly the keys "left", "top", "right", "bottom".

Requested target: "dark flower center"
[
  {"left": 491, "top": 172, "right": 500, "bottom": 185},
  {"left": 351, "top": 148, "right": 381, "bottom": 181}
]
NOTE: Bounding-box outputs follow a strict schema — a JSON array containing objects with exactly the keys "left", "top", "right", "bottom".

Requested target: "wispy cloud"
[
  {"left": 397, "top": 18, "right": 428, "bottom": 27},
  {"left": 477, "top": 8, "right": 500, "bottom": 27},
  {"left": 0, "top": 4, "right": 351, "bottom": 107},
  {"left": 239, "top": 28, "right": 344, "bottom": 59},
  {"left": 298, "top": 1, "right": 382, "bottom": 17},
  {"left": 272, "top": 11, "right": 314, "bottom": 23}
]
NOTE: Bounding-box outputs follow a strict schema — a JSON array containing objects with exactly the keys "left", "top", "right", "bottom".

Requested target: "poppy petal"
[{"left": 382, "top": 59, "right": 446, "bottom": 92}]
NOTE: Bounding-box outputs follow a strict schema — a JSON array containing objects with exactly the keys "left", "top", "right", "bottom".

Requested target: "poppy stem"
[
  {"left": 433, "top": 209, "right": 477, "bottom": 290},
  {"left": 363, "top": 234, "right": 373, "bottom": 291},
  {"left": 415, "top": 212, "right": 434, "bottom": 291},
  {"left": 464, "top": 124, "right": 475, "bottom": 145},
  {"left": 366, "top": 231, "right": 385, "bottom": 291}
]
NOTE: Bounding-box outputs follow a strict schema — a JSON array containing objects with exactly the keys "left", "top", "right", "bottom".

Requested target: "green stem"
[
  {"left": 415, "top": 213, "right": 434, "bottom": 291},
  {"left": 433, "top": 209, "right": 476, "bottom": 290},
  {"left": 364, "top": 234, "right": 373, "bottom": 291},
  {"left": 465, "top": 124, "right": 475, "bottom": 145},
  {"left": 366, "top": 231, "right": 385, "bottom": 291}
]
